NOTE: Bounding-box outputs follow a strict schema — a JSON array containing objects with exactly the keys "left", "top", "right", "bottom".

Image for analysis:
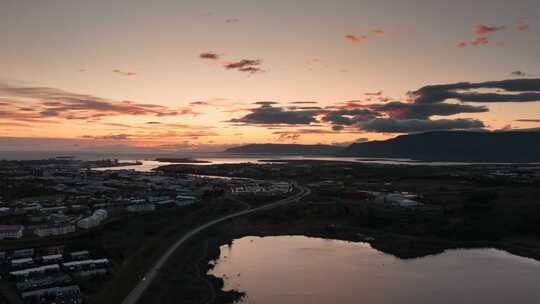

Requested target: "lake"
[{"left": 208, "top": 235, "right": 540, "bottom": 304}]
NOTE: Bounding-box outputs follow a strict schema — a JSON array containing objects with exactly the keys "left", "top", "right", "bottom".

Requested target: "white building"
[
  {"left": 0, "top": 225, "right": 24, "bottom": 240},
  {"left": 34, "top": 224, "right": 75, "bottom": 237},
  {"left": 77, "top": 209, "right": 107, "bottom": 229}
]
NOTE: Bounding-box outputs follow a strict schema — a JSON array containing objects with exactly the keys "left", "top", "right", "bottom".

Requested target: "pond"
[{"left": 208, "top": 235, "right": 540, "bottom": 304}]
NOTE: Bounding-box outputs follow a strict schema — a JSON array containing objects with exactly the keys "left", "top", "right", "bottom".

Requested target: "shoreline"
[{"left": 168, "top": 219, "right": 540, "bottom": 304}]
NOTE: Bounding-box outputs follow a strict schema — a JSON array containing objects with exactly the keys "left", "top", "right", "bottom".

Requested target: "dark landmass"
[
  {"left": 341, "top": 131, "right": 540, "bottom": 162},
  {"left": 88, "top": 160, "right": 142, "bottom": 168},
  {"left": 155, "top": 158, "right": 211, "bottom": 163},
  {"left": 4, "top": 158, "right": 540, "bottom": 304},
  {"left": 224, "top": 144, "right": 344, "bottom": 155}
]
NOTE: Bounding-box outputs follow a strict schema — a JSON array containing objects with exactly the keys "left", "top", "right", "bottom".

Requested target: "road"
[{"left": 121, "top": 185, "right": 310, "bottom": 304}]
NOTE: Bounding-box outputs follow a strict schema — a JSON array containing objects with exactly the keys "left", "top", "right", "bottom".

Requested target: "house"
[
  {"left": 0, "top": 225, "right": 24, "bottom": 240},
  {"left": 42, "top": 254, "right": 63, "bottom": 263},
  {"left": 12, "top": 248, "right": 34, "bottom": 258},
  {"left": 10, "top": 257, "right": 34, "bottom": 268},
  {"left": 69, "top": 250, "right": 90, "bottom": 260},
  {"left": 10, "top": 264, "right": 60, "bottom": 279},
  {"left": 21, "top": 285, "right": 82, "bottom": 304},
  {"left": 126, "top": 203, "right": 155, "bottom": 212},
  {"left": 77, "top": 209, "right": 107, "bottom": 229},
  {"left": 34, "top": 224, "right": 75, "bottom": 237}
]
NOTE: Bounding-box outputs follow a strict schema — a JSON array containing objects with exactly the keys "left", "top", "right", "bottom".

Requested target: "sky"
[{"left": 1, "top": 0, "right": 540, "bottom": 152}]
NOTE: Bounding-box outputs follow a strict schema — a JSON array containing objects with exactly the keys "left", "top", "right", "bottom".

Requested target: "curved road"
[{"left": 122, "top": 185, "right": 311, "bottom": 304}]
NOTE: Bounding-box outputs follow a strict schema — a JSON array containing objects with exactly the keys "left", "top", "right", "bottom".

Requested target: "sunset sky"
[{"left": 1, "top": 0, "right": 540, "bottom": 152}]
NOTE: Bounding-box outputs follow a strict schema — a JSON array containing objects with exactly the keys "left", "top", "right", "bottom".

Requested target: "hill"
[
  {"left": 224, "top": 144, "right": 344, "bottom": 155},
  {"left": 340, "top": 131, "right": 540, "bottom": 162}
]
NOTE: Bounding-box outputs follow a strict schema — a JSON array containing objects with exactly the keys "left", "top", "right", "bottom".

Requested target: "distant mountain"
[
  {"left": 341, "top": 131, "right": 540, "bottom": 162},
  {"left": 224, "top": 144, "right": 344, "bottom": 155}
]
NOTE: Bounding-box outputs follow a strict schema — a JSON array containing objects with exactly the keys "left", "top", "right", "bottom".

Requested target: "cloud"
[
  {"left": 199, "top": 52, "right": 220, "bottom": 60},
  {"left": 82, "top": 134, "right": 131, "bottom": 140},
  {"left": 229, "top": 103, "right": 320, "bottom": 125},
  {"left": 321, "top": 108, "right": 381, "bottom": 126},
  {"left": 516, "top": 21, "right": 530, "bottom": 32},
  {"left": 511, "top": 70, "right": 534, "bottom": 77},
  {"left": 410, "top": 78, "right": 540, "bottom": 104},
  {"left": 344, "top": 34, "right": 366, "bottom": 43},
  {"left": 0, "top": 82, "right": 196, "bottom": 123},
  {"left": 516, "top": 119, "right": 540, "bottom": 123},
  {"left": 367, "top": 101, "right": 488, "bottom": 119},
  {"left": 200, "top": 52, "right": 265, "bottom": 74},
  {"left": 365, "top": 91, "right": 383, "bottom": 96},
  {"left": 113, "top": 69, "right": 136, "bottom": 77},
  {"left": 289, "top": 101, "right": 318, "bottom": 105},
  {"left": 474, "top": 24, "right": 506, "bottom": 36},
  {"left": 357, "top": 118, "right": 485, "bottom": 133},
  {"left": 471, "top": 37, "right": 489, "bottom": 46},
  {"left": 224, "top": 59, "right": 264, "bottom": 73}
]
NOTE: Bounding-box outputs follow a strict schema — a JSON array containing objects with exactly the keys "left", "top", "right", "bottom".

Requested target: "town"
[
  {"left": 1, "top": 158, "right": 540, "bottom": 303},
  {"left": 0, "top": 158, "right": 294, "bottom": 303}
]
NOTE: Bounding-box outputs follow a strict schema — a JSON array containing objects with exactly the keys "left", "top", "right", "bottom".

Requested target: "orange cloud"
[
  {"left": 473, "top": 24, "right": 506, "bottom": 36},
  {"left": 344, "top": 34, "right": 366, "bottom": 43}
]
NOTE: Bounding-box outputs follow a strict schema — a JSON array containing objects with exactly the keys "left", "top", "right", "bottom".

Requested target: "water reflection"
[{"left": 208, "top": 236, "right": 540, "bottom": 304}]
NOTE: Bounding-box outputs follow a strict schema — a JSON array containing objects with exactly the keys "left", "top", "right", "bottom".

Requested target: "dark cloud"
[
  {"left": 357, "top": 118, "right": 485, "bottom": 133},
  {"left": 229, "top": 104, "right": 319, "bottom": 125},
  {"left": 113, "top": 69, "right": 136, "bottom": 77},
  {"left": 410, "top": 78, "right": 540, "bottom": 104},
  {"left": 254, "top": 101, "right": 279, "bottom": 106},
  {"left": 368, "top": 101, "right": 488, "bottom": 119},
  {"left": 365, "top": 91, "right": 383, "bottom": 96},
  {"left": 321, "top": 109, "right": 380, "bottom": 126},
  {"left": 511, "top": 70, "right": 534, "bottom": 77},
  {"left": 289, "top": 101, "right": 318, "bottom": 104},
  {"left": 224, "top": 59, "right": 264, "bottom": 73},
  {"left": 199, "top": 52, "right": 220, "bottom": 60},
  {"left": 516, "top": 119, "right": 540, "bottom": 123}
]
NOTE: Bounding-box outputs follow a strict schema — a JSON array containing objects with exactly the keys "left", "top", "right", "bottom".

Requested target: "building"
[
  {"left": 176, "top": 195, "right": 196, "bottom": 206},
  {"left": 42, "top": 254, "right": 63, "bottom": 263},
  {"left": 384, "top": 193, "right": 420, "bottom": 208},
  {"left": 12, "top": 248, "right": 34, "bottom": 258},
  {"left": 34, "top": 223, "right": 75, "bottom": 237},
  {"left": 10, "top": 257, "right": 34, "bottom": 268},
  {"left": 77, "top": 209, "right": 107, "bottom": 229},
  {"left": 21, "top": 285, "right": 82, "bottom": 304},
  {"left": 0, "top": 225, "right": 24, "bottom": 240},
  {"left": 10, "top": 264, "right": 61, "bottom": 279},
  {"left": 126, "top": 203, "right": 155, "bottom": 212},
  {"left": 63, "top": 258, "right": 109, "bottom": 271},
  {"left": 69, "top": 250, "right": 90, "bottom": 260}
]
